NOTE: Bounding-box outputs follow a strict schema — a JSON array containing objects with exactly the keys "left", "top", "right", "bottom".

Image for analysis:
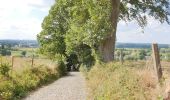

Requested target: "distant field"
[
  {"left": 0, "top": 56, "right": 56, "bottom": 72},
  {"left": 11, "top": 47, "right": 38, "bottom": 57}
]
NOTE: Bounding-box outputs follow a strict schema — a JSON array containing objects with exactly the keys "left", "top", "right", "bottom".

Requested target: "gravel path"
[{"left": 24, "top": 72, "right": 87, "bottom": 100}]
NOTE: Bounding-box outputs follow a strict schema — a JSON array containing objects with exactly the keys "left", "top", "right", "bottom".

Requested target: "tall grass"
[
  {"left": 86, "top": 62, "right": 162, "bottom": 100},
  {"left": 0, "top": 61, "right": 66, "bottom": 100},
  {"left": 1, "top": 56, "right": 57, "bottom": 72}
]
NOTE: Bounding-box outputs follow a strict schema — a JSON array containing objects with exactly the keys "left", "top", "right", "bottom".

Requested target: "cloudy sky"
[{"left": 0, "top": 0, "right": 170, "bottom": 44}]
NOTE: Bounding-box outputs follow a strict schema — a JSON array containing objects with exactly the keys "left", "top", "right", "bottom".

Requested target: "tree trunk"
[{"left": 99, "top": 0, "right": 120, "bottom": 62}]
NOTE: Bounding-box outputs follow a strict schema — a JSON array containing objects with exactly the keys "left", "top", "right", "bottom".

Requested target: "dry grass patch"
[
  {"left": 86, "top": 62, "right": 167, "bottom": 100},
  {"left": 0, "top": 56, "right": 56, "bottom": 72}
]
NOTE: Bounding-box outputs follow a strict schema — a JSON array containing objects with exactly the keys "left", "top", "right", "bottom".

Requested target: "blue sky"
[{"left": 0, "top": 0, "right": 170, "bottom": 44}]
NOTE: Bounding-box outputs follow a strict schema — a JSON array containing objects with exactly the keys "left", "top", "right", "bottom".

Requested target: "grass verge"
[
  {"left": 0, "top": 61, "right": 66, "bottom": 100},
  {"left": 85, "top": 62, "right": 163, "bottom": 100}
]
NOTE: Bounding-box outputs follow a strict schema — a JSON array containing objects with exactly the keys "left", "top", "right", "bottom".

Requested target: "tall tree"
[
  {"left": 37, "top": 0, "right": 70, "bottom": 59},
  {"left": 38, "top": 0, "right": 170, "bottom": 62}
]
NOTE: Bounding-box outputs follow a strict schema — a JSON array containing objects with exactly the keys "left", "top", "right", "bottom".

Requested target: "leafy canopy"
[
  {"left": 38, "top": 0, "right": 170, "bottom": 59},
  {"left": 38, "top": 0, "right": 112, "bottom": 59},
  {"left": 120, "top": 0, "right": 170, "bottom": 27}
]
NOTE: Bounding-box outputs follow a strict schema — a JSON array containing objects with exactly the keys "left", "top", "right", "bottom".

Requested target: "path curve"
[{"left": 24, "top": 72, "right": 87, "bottom": 100}]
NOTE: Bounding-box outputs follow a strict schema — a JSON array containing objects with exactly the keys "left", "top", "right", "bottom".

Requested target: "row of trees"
[
  {"left": 0, "top": 45, "right": 11, "bottom": 56},
  {"left": 0, "top": 45, "right": 27, "bottom": 56},
  {"left": 38, "top": 0, "right": 170, "bottom": 68},
  {"left": 0, "top": 49, "right": 11, "bottom": 56},
  {"left": 0, "top": 49, "right": 27, "bottom": 57},
  {"left": 115, "top": 49, "right": 148, "bottom": 61}
]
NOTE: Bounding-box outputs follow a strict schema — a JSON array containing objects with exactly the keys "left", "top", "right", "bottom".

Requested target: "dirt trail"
[{"left": 24, "top": 72, "right": 87, "bottom": 100}]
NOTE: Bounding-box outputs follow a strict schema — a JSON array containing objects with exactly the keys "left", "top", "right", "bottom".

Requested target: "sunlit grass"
[
  {"left": 0, "top": 56, "right": 56, "bottom": 72},
  {"left": 85, "top": 61, "right": 170, "bottom": 100},
  {"left": 0, "top": 59, "right": 66, "bottom": 100}
]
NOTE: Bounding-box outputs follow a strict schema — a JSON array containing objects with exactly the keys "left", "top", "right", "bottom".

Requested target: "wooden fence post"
[
  {"left": 152, "top": 43, "right": 162, "bottom": 81},
  {"left": 11, "top": 56, "right": 14, "bottom": 68},
  {"left": 31, "top": 55, "right": 34, "bottom": 67},
  {"left": 0, "top": 55, "right": 2, "bottom": 65},
  {"left": 120, "top": 49, "right": 124, "bottom": 64}
]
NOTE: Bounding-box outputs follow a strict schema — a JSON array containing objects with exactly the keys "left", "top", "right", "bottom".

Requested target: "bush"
[
  {"left": 0, "top": 49, "right": 11, "bottom": 56},
  {"left": 57, "top": 61, "right": 66, "bottom": 76},
  {"left": 21, "top": 51, "right": 27, "bottom": 57},
  {"left": 0, "top": 63, "right": 11, "bottom": 77}
]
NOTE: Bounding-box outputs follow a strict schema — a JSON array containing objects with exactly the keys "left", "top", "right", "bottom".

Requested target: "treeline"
[
  {"left": 1, "top": 40, "right": 169, "bottom": 49},
  {"left": 0, "top": 44, "right": 34, "bottom": 57},
  {"left": 0, "top": 45, "right": 11, "bottom": 56},
  {"left": 0, "top": 40, "right": 38, "bottom": 56},
  {"left": 0, "top": 40, "right": 38, "bottom": 48}
]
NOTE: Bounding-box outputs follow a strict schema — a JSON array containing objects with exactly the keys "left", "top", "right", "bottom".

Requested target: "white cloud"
[
  {"left": 0, "top": 18, "right": 41, "bottom": 39},
  {"left": 117, "top": 16, "right": 170, "bottom": 44},
  {"left": 0, "top": 0, "right": 55, "bottom": 40}
]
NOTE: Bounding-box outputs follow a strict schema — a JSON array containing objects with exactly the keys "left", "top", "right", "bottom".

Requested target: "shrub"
[
  {"left": 56, "top": 61, "right": 66, "bottom": 76},
  {"left": 0, "top": 63, "right": 11, "bottom": 77},
  {"left": 21, "top": 51, "right": 27, "bottom": 57},
  {"left": 30, "top": 66, "right": 58, "bottom": 85},
  {"left": 0, "top": 49, "right": 11, "bottom": 56},
  {"left": 12, "top": 83, "right": 27, "bottom": 99}
]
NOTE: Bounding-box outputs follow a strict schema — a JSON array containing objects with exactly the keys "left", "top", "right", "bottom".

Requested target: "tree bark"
[{"left": 99, "top": 0, "right": 120, "bottom": 62}]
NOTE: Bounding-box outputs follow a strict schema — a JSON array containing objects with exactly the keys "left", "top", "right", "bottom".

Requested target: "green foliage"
[
  {"left": 57, "top": 61, "right": 66, "bottom": 76},
  {"left": 0, "top": 44, "right": 11, "bottom": 56},
  {"left": 37, "top": 0, "right": 70, "bottom": 59},
  {"left": 37, "top": 0, "right": 112, "bottom": 64},
  {"left": 65, "top": 0, "right": 113, "bottom": 51},
  {"left": 0, "top": 63, "right": 11, "bottom": 77},
  {"left": 66, "top": 44, "right": 95, "bottom": 71},
  {"left": 160, "top": 48, "right": 170, "bottom": 61},
  {"left": 166, "top": 53, "right": 170, "bottom": 61},
  {"left": 66, "top": 53, "right": 79, "bottom": 71},
  {"left": 0, "top": 63, "right": 65, "bottom": 100},
  {"left": 75, "top": 44, "right": 95, "bottom": 68},
  {"left": 0, "top": 49, "right": 11, "bottom": 56},
  {"left": 120, "top": 0, "right": 170, "bottom": 27},
  {"left": 38, "top": 0, "right": 169, "bottom": 63},
  {"left": 21, "top": 51, "right": 27, "bottom": 57},
  {"left": 115, "top": 48, "right": 170, "bottom": 61},
  {"left": 138, "top": 50, "right": 147, "bottom": 60}
]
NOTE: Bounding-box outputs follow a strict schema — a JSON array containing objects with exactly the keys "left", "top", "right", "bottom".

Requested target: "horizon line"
[{"left": 0, "top": 39, "right": 169, "bottom": 45}]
